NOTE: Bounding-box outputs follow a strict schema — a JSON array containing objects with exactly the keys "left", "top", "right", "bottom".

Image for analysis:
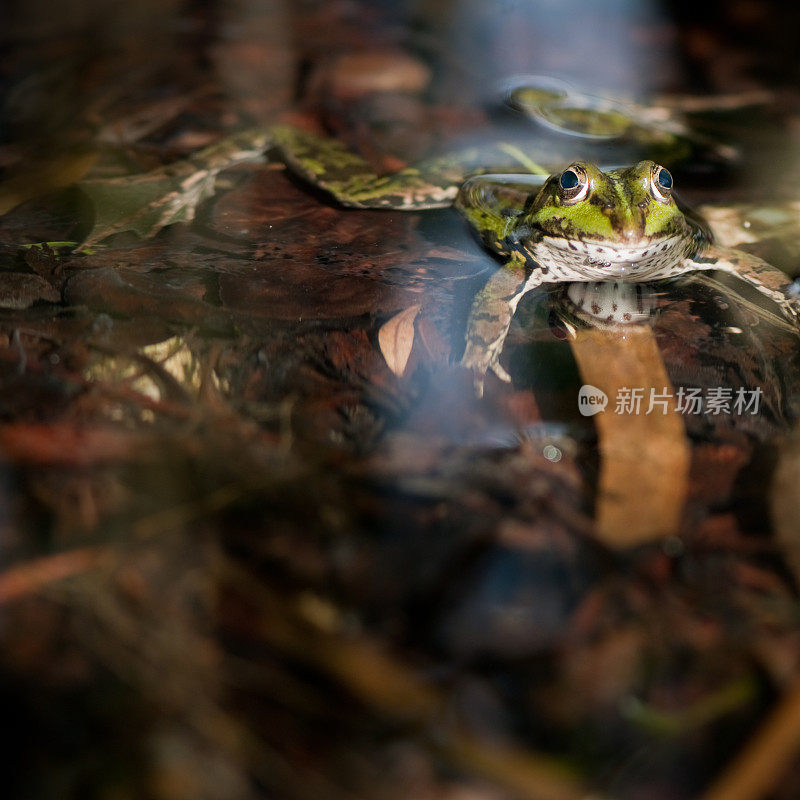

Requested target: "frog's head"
[{"left": 522, "top": 161, "right": 695, "bottom": 280}]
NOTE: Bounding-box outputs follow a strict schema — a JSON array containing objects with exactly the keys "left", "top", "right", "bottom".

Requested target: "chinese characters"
[{"left": 612, "top": 386, "right": 761, "bottom": 415}]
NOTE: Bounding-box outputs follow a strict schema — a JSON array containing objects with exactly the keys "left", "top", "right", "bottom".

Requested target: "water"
[{"left": 2, "top": 1, "right": 800, "bottom": 799}]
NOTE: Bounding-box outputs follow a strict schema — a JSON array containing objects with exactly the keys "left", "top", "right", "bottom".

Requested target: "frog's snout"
[
  {"left": 619, "top": 225, "right": 645, "bottom": 243},
  {"left": 605, "top": 205, "right": 646, "bottom": 244}
]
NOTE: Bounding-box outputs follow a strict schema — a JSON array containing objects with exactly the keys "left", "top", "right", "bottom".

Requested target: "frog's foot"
[
  {"left": 768, "top": 291, "right": 800, "bottom": 323},
  {"left": 461, "top": 265, "right": 547, "bottom": 396},
  {"left": 461, "top": 336, "right": 513, "bottom": 397},
  {"left": 683, "top": 245, "right": 800, "bottom": 326},
  {"left": 455, "top": 174, "right": 547, "bottom": 259}
]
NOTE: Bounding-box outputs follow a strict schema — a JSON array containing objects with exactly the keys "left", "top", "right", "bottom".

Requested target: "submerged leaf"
[
  {"left": 378, "top": 304, "right": 420, "bottom": 376},
  {"left": 570, "top": 325, "right": 690, "bottom": 547}
]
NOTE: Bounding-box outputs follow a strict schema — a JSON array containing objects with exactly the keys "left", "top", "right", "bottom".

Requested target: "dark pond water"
[{"left": 3, "top": 1, "right": 800, "bottom": 799}]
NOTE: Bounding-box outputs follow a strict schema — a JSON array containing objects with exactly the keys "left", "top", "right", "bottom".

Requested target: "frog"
[
  {"left": 260, "top": 140, "right": 799, "bottom": 392},
  {"left": 71, "top": 126, "right": 800, "bottom": 395},
  {"left": 453, "top": 161, "right": 800, "bottom": 392},
  {"left": 76, "top": 78, "right": 755, "bottom": 246},
  {"left": 52, "top": 81, "right": 798, "bottom": 394}
]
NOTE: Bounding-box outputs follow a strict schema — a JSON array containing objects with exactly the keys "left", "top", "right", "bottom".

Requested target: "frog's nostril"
[{"left": 621, "top": 226, "right": 643, "bottom": 243}]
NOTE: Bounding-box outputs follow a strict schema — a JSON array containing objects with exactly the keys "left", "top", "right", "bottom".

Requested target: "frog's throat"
[{"left": 529, "top": 234, "right": 693, "bottom": 281}]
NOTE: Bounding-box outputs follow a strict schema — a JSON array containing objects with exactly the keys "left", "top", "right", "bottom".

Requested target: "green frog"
[
  {"left": 65, "top": 92, "right": 798, "bottom": 394},
  {"left": 77, "top": 79, "right": 734, "bottom": 245},
  {"left": 274, "top": 136, "right": 799, "bottom": 390},
  {"left": 453, "top": 161, "right": 800, "bottom": 392}
]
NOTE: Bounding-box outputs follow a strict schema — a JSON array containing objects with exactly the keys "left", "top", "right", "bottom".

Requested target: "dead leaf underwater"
[{"left": 378, "top": 304, "right": 421, "bottom": 376}]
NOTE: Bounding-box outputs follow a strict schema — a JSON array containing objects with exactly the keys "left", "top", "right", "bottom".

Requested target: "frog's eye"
[
  {"left": 558, "top": 165, "right": 589, "bottom": 203},
  {"left": 559, "top": 169, "right": 580, "bottom": 189},
  {"left": 650, "top": 165, "right": 673, "bottom": 202}
]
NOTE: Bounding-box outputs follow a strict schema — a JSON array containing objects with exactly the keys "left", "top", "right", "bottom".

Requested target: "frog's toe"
[
  {"left": 460, "top": 350, "right": 491, "bottom": 396},
  {"left": 472, "top": 372, "right": 487, "bottom": 398},
  {"left": 490, "top": 360, "right": 512, "bottom": 383},
  {"left": 461, "top": 344, "right": 511, "bottom": 396}
]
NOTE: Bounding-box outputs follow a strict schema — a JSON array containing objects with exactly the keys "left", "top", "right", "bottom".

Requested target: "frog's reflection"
[
  {"left": 559, "top": 280, "right": 659, "bottom": 329},
  {"left": 544, "top": 281, "right": 660, "bottom": 336},
  {"left": 470, "top": 280, "right": 662, "bottom": 432}
]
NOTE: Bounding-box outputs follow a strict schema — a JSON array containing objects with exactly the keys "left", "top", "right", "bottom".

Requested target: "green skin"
[
  {"left": 270, "top": 130, "right": 797, "bottom": 390},
  {"left": 269, "top": 125, "right": 533, "bottom": 209},
  {"left": 528, "top": 161, "right": 688, "bottom": 246}
]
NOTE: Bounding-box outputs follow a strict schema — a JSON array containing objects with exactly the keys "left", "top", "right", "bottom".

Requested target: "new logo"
[{"left": 578, "top": 385, "right": 608, "bottom": 416}]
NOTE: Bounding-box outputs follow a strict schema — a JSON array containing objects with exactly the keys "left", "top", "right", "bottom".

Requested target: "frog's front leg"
[
  {"left": 462, "top": 262, "right": 551, "bottom": 396},
  {"left": 454, "top": 173, "right": 551, "bottom": 395},
  {"left": 682, "top": 245, "right": 800, "bottom": 324}
]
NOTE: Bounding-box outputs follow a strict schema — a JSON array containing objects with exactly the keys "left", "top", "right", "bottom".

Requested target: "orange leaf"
[{"left": 378, "top": 304, "right": 420, "bottom": 376}]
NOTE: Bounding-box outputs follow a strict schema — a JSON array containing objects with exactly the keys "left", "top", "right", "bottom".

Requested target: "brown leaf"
[
  {"left": 378, "top": 304, "right": 420, "bottom": 376},
  {"left": 324, "top": 52, "right": 431, "bottom": 99},
  {"left": 64, "top": 268, "right": 231, "bottom": 332}
]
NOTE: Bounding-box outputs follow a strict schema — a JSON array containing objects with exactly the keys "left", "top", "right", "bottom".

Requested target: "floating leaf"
[{"left": 378, "top": 304, "right": 420, "bottom": 376}]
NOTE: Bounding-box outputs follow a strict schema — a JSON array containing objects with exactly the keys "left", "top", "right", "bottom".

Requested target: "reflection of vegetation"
[{"left": 0, "top": 421, "right": 599, "bottom": 800}]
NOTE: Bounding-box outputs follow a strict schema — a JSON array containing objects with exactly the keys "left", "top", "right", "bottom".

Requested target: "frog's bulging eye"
[
  {"left": 650, "top": 165, "right": 673, "bottom": 202},
  {"left": 558, "top": 165, "right": 589, "bottom": 203},
  {"left": 560, "top": 169, "right": 580, "bottom": 189}
]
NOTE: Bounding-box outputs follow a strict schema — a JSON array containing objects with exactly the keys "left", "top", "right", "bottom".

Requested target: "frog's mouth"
[{"left": 533, "top": 234, "right": 691, "bottom": 281}]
